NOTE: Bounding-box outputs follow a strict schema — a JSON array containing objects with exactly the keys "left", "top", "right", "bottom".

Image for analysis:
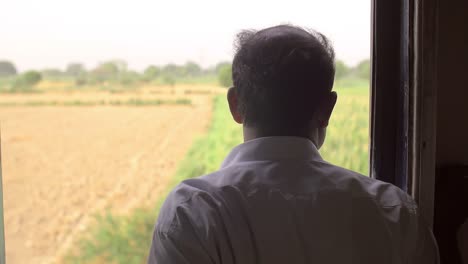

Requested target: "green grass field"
[
  {"left": 65, "top": 85, "right": 369, "bottom": 263},
  {"left": 321, "top": 87, "right": 369, "bottom": 175}
]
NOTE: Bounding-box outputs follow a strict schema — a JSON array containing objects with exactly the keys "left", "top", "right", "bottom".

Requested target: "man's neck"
[{"left": 243, "top": 126, "right": 318, "bottom": 146}]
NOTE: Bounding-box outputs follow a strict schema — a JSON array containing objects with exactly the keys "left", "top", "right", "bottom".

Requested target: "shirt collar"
[{"left": 221, "top": 136, "right": 323, "bottom": 168}]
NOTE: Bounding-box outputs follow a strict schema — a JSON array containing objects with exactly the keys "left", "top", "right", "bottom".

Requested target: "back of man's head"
[{"left": 232, "top": 25, "right": 336, "bottom": 134}]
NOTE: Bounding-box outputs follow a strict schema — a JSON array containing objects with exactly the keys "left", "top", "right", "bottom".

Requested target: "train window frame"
[{"left": 370, "top": 0, "right": 438, "bottom": 227}]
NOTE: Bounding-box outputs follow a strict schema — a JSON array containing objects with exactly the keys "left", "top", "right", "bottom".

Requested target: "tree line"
[
  {"left": 0, "top": 60, "right": 233, "bottom": 90},
  {"left": 335, "top": 60, "right": 370, "bottom": 80},
  {"left": 0, "top": 59, "right": 369, "bottom": 90}
]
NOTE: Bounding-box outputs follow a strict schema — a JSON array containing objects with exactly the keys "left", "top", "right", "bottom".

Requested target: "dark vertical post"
[
  {"left": 412, "top": 0, "right": 439, "bottom": 229},
  {"left": 370, "top": 0, "right": 410, "bottom": 190}
]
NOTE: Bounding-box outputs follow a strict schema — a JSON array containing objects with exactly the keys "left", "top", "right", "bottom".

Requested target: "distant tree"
[
  {"left": 66, "top": 63, "right": 85, "bottom": 77},
  {"left": 13, "top": 71, "right": 42, "bottom": 89},
  {"left": 111, "top": 60, "right": 128, "bottom": 72},
  {"left": 142, "top": 65, "right": 161, "bottom": 82},
  {"left": 161, "top": 64, "right": 182, "bottom": 78},
  {"left": 0, "top": 60, "right": 17, "bottom": 77},
  {"left": 217, "top": 63, "right": 232, "bottom": 88},
  {"left": 183, "top": 61, "right": 202, "bottom": 77},
  {"left": 119, "top": 70, "right": 141, "bottom": 85},
  {"left": 355, "top": 59, "right": 370, "bottom": 80},
  {"left": 21, "top": 71, "right": 42, "bottom": 85},
  {"left": 41, "top": 68, "right": 63, "bottom": 78},
  {"left": 335, "top": 60, "right": 350, "bottom": 80},
  {"left": 162, "top": 75, "right": 176, "bottom": 86},
  {"left": 215, "top": 61, "right": 231, "bottom": 73},
  {"left": 91, "top": 61, "right": 121, "bottom": 83},
  {"left": 95, "top": 62, "right": 119, "bottom": 74}
]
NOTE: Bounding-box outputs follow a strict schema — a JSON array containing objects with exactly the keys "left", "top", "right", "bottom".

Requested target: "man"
[{"left": 148, "top": 25, "right": 439, "bottom": 264}]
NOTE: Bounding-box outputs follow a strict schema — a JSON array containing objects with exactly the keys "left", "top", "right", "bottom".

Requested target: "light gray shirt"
[{"left": 148, "top": 137, "right": 439, "bottom": 264}]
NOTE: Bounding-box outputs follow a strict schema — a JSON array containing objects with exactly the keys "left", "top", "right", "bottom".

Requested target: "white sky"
[{"left": 0, "top": 0, "right": 370, "bottom": 72}]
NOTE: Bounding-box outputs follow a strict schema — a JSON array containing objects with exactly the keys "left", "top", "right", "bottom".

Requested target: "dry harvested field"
[{"left": 0, "top": 87, "right": 217, "bottom": 263}]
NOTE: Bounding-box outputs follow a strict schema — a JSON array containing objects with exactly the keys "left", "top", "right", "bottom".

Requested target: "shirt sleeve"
[
  {"left": 147, "top": 205, "right": 215, "bottom": 264},
  {"left": 147, "top": 228, "right": 214, "bottom": 264},
  {"left": 406, "top": 205, "right": 440, "bottom": 264}
]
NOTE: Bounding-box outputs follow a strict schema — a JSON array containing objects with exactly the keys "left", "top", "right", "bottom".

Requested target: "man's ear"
[
  {"left": 318, "top": 91, "right": 337, "bottom": 128},
  {"left": 227, "top": 87, "right": 243, "bottom": 124}
]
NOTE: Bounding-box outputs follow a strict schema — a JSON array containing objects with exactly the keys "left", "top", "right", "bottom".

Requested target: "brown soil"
[{"left": 0, "top": 91, "right": 214, "bottom": 263}]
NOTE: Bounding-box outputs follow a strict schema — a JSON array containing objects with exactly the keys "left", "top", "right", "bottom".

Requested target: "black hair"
[{"left": 232, "top": 25, "right": 335, "bottom": 132}]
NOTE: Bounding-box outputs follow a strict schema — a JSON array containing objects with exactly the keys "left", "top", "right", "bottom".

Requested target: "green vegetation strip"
[
  {"left": 0, "top": 98, "right": 191, "bottom": 107},
  {"left": 65, "top": 86, "right": 369, "bottom": 263}
]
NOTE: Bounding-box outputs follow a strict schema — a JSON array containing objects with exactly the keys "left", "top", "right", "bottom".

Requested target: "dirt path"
[{"left": 0, "top": 95, "right": 213, "bottom": 263}]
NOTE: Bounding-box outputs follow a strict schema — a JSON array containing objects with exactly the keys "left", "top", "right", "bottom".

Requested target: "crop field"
[
  {"left": 321, "top": 87, "right": 369, "bottom": 175},
  {"left": 0, "top": 83, "right": 369, "bottom": 264},
  {"left": 0, "top": 86, "right": 216, "bottom": 263}
]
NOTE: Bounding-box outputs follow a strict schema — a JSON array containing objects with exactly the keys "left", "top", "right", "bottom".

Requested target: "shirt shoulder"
[
  {"left": 155, "top": 172, "right": 222, "bottom": 234},
  {"left": 322, "top": 162, "right": 417, "bottom": 210}
]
